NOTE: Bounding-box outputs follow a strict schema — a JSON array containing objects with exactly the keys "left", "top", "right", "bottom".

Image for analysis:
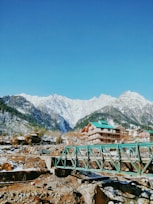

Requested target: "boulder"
[
  {"left": 78, "top": 183, "right": 110, "bottom": 204},
  {"left": 2, "top": 162, "right": 14, "bottom": 171}
]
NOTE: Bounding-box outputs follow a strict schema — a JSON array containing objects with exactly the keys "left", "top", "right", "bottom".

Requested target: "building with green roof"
[{"left": 81, "top": 120, "right": 121, "bottom": 144}]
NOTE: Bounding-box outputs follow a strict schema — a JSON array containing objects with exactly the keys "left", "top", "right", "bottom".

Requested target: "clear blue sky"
[{"left": 0, "top": 0, "right": 153, "bottom": 100}]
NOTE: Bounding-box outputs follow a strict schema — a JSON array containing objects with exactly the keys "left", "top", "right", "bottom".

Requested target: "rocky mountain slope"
[
  {"left": 1, "top": 91, "right": 153, "bottom": 134},
  {"left": 0, "top": 98, "right": 33, "bottom": 135},
  {"left": 0, "top": 96, "right": 70, "bottom": 134},
  {"left": 75, "top": 91, "right": 153, "bottom": 130}
]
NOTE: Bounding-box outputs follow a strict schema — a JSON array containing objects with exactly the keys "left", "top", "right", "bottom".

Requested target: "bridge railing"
[{"left": 52, "top": 142, "right": 153, "bottom": 177}]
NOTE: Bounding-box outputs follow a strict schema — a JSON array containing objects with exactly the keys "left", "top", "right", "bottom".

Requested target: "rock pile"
[
  {"left": 79, "top": 175, "right": 153, "bottom": 204},
  {"left": 0, "top": 174, "right": 84, "bottom": 204},
  {"left": 1, "top": 173, "right": 153, "bottom": 204}
]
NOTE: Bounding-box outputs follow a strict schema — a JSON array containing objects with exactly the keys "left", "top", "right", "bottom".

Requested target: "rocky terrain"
[
  {"left": 1, "top": 170, "right": 153, "bottom": 204},
  {"left": 1, "top": 142, "right": 153, "bottom": 204}
]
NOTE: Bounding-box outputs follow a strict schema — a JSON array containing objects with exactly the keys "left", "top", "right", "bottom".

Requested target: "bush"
[{"left": 56, "top": 135, "right": 62, "bottom": 144}]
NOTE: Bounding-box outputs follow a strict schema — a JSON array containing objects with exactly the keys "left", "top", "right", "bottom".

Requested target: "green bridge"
[{"left": 52, "top": 142, "right": 153, "bottom": 177}]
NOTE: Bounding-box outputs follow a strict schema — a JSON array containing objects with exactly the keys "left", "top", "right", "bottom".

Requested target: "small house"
[{"left": 137, "top": 129, "right": 150, "bottom": 142}]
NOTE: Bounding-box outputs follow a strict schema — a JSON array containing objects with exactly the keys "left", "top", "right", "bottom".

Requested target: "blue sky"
[{"left": 0, "top": 0, "right": 153, "bottom": 100}]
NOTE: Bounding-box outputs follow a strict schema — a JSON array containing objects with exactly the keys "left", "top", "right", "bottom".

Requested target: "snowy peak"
[
  {"left": 119, "top": 91, "right": 149, "bottom": 103},
  {"left": 115, "top": 91, "right": 151, "bottom": 109},
  {"left": 19, "top": 93, "right": 116, "bottom": 128}
]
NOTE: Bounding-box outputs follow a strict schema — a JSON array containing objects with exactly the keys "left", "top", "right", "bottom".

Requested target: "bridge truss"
[{"left": 52, "top": 142, "right": 153, "bottom": 177}]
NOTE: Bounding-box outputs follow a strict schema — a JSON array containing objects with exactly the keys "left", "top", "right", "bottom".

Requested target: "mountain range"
[{"left": 0, "top": 91, "right": 153, "bottom": 135}]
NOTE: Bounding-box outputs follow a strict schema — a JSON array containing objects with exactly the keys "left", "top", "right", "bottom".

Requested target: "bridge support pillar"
[
  {"left": 55, "top": 168, "right": 72, "bottom": 177},
  {"left": 41, "top": 155, "right": 53, "bottom": 173}
]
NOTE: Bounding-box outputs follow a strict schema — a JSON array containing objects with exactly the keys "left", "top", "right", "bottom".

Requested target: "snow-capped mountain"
[
  {"left": 19, "top": 93, "right": 116, "bottom": 128},
  {"left": 19, "top": 91, "right": 153, "bottom": 129},
  {"left": 1, "top": 91, "right": 153, "bottom": 134},
  {"left": 75, "top": 91, "right": 153, "bottom": 129},
  {"left": 112, "top": 91, "right": 153, "bottom": 125},
  {"left": 113, "top": 91, "right": 151, "bottom": 110},
  {"left": 1, "top": 95, "right": 71, "bottom": 133}
]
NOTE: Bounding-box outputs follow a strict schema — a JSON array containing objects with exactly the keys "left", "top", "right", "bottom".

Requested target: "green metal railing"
[{"left": 52, "top": 142, "right": 153, "bottom": 177}]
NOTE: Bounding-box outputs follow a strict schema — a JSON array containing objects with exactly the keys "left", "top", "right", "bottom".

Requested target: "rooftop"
[{"left": 90, "top": 120, "right": 114, "bottom": 129}]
